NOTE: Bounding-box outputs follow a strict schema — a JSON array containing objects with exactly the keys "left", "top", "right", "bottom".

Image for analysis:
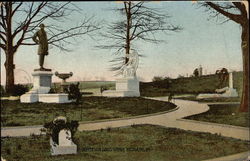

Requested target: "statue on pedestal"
[
  {"left": 117, "top": 50, "right": 139, "bottom": 77},
  {"left": 32, "top": 23, "right": 51, "bottom": 71}
]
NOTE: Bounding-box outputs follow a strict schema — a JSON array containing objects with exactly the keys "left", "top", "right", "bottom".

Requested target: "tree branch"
[
  {"left": 13, "top": 2, "right": 49, "bottom": 52},
  {"left": 0, "top": 32, "right": 6, "bottom": 43},
  {"left": 206, "top": 2, "right": 243, "bottom": 24},
  {"left": 232, "top": 2, "right": 248, "bottom": 20},
  {"left": 0, "top": 3, "right": 7, "bottom": 30},
  {"left": 0, "top": 43, "right": 6, "bottom": 50},
  {"left": 11, "top": 2, "right": 23, "bottom": 17}
]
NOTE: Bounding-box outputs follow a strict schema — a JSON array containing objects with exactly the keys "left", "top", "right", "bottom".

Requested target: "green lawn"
[
  {"left": 141, "top": 71, "right": 243, "bottom": 97},
  {"left": 1, "top": 125, "right": 249, "bottom": 161},
  {"left": 1, "top": 97, "right": 176, "bottom": 126},
  {"left": 185, "top": 104, "right": 249, "bottom": 127}
]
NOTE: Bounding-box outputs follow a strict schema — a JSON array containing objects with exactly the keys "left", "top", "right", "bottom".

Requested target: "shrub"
[
  {"left": 42, "top": 119, "right": 79, "bottom": 145},
  {"left": 152, "top": 76, "right": 164, "bottom": 82},
  {"left": 49, "top": 87, "right": 61, "bottom": 93},
  {"left": 0, "top": 85, "right": 5, "bottom": 96},
  {"left": 67, "top": 82, "right": 82, "bottom": 104},
  {"left": 11, "top": 84, "right": 28, "bottom": 96}
]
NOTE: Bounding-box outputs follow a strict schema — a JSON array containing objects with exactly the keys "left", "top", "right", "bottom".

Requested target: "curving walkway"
[
  {"left": 1, "top": 97, "right": 249, "bottom": 141},
  {"left": 78, "top": 97, "right": 249, "bottom": 141},
  {"left": 77, "top": 97, "right": 209, "bottom": 130}
]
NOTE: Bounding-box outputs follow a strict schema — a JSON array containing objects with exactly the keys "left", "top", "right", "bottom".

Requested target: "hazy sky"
[{"left": 0, "top": 1, "right": 243, "bottom": 84}]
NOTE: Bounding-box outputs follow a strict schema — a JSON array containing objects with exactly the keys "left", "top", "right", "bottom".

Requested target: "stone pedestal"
[
  {"left": 102, "top": 76, "right": 140, "bottom": 97},
  {"left": 21, "top": 71, "right": 53, "bottom": 103},
  {"left": 31, "top": 71, "right": 53, "bottom": 94}
]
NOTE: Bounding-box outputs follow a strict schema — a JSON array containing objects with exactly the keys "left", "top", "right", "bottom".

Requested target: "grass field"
[
  {"left": 1, "top": 124, "right": 249, "bottom": 161},
  {"left": 140, "top": 72, "right": 243, "bottom": 97},
  {"left": 1, "top": 97, "right": 176, "bottom": 126},
  {"left": 184, "top": 104, "right": 249, "bottom": 127}
]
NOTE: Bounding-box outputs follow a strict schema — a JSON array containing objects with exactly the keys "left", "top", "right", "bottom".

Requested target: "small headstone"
[
  {"left": 50, "top": 117, "right": 77, "bottom": 155},
  {"left": 59, "top": 129, "right": 72, "bottom": 146}
]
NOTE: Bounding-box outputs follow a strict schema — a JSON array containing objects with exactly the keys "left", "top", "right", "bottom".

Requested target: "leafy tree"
[{"left": 193, "top": 68, "right": 199, "bottom": 77}]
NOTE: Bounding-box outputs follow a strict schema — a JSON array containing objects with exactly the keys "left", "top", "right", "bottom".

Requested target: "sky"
[{"left": 0, "top": 1, "right": 244, "bottom": 85}]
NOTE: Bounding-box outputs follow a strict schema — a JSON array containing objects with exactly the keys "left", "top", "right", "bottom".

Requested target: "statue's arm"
[{"left": 32, "top": 31, "right": 39, "bottom": 44}]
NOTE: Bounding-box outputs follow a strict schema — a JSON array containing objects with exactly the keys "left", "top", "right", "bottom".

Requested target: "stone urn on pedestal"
[{"left": 55, "top": 72, "right": 73, "bottom": 93}]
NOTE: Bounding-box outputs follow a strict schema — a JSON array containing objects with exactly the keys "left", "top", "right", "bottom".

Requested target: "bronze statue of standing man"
[{"left": 32, "top": 24, "right": 51, "bottom": 71}]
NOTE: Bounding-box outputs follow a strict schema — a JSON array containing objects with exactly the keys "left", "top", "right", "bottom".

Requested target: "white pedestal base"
[
  {"left": 50, "top": 138, "right": 77, "bottom": 156},
  {"left": 21, "top": 93, "right": 72, "bottom": 103},
  {"left": 39, "top": 94, "right": 72, "bottom": 103},
  {"left": 197, "top": 87, "right": 238, "bottom": 99},
  {"left": 221, "top": 88, "right": 238, "bottom": 97},
  {"left": 102, "top": 90, "right": 140, "bottom": 97},
  {"left": 20, "top": 93, "right": 39, "bottom": 103},
  {"left": 102, "top": 76, "right": 140, "bottom": 97}
]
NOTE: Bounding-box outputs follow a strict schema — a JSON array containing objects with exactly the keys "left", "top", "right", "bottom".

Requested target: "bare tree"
[
  {"left": 97, "top": 1, "right": 182, "bottom": 71},
  {"left": 200, "top": 2, "right": 248, "bottom": 112},
  {"left": 0, "top": 2, "right": 100, "bottom": 94}
]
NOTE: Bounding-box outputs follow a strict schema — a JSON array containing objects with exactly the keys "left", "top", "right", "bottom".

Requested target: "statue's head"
[{"left": 39, "top": 23, "right": 45, "bottom": 29}]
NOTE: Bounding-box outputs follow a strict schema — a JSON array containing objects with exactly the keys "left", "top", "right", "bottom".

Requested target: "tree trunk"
[
  {"left": 239, "top": 23, "right": 249, "bottom": 112},
  {"left": 4, "top": 2, "right": 15, "bottom": 95},
  {"left": 125, "top": 2, "right": 131, "bottom": 64},
  {"left": 4, "top": 51, "right": 15, "bottom": 94}
]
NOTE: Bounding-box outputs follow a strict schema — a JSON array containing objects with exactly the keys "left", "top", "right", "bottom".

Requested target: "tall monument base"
[
  {"left": 102, "top": 77, "right": 140, "bottom": 97},
  {"left": 29, "top": 71, "right": 53, "bottom": 94}
]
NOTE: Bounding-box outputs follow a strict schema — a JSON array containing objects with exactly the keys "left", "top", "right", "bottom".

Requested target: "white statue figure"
[{"left": 117, "top": 50, "right": 139, "bottom": 77}]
